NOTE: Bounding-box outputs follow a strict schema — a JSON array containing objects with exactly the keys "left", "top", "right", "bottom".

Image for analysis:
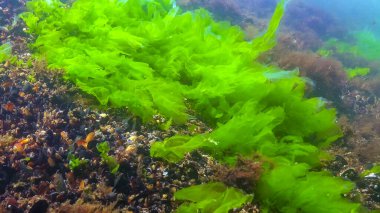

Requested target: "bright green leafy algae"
[
  {"left": 174, "top": 182, "right": 253, "bottom": 213},
  {"left": 97, "top": 141, "right": 120, "bottom": 174},
  {"left": 22, "top": 0, "right": 363, "bottom": 212},
  {"left": 0, "top": 42, "right": 12, "bottom": 63},
  {"left": 150, "top": 135, "right": 208, "bottom": 163},
  {"left": 68, "top": 153, "right": 88, "bottom": 171},
  {"left": 251, "top": 0, "right": 286, "bottom": 58},
  {"left": 20, "top": 0, "right": 289, "bottom": 124},
  {"left": 258, "top": 162, "right": 361, "bottom": 213},
  {"left": 346, "top": 67, "right": 371, "bottom": 79}
]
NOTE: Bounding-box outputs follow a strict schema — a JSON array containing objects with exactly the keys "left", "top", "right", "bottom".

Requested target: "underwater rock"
[
  {"left": 340, "top": 168, "right": 359, "bottom": 181},
  {"left": 329, "top": 155, "right": 348, "bottom": 175},
  {"left": 0, "top": 165, "right": 16, "bottom": 194},
  {"left": 29, "top": 199, "right": 49, "bottom": 213},
  {"left": 357, "top": 174, "right": 380, "bottom": 207}
]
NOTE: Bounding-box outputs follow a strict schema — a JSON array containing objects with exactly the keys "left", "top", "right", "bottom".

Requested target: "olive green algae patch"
[{"left": 21, "top": 0, "right": 363, "bottom": 212}]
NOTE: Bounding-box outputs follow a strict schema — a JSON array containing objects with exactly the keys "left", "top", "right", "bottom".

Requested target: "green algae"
[
  {"left": 321, "top": 30, "right": 380, "bottom": 62},
  {"left": 0, "top": 42, "right": 12, "bottom": 63},
  {"left": 174, "top": 182, "right": 253, "bottom": 213},
  {"left": 346, "top": 67, "right": 371, "bottom": 79},
  {"left": 21, "top": 0, "right": 363, "bottom": 212},
  {"left": 258, "top": 162, "right": 362, "bottom": 213},
  {"left": 97, "top": 141, "right": 119, "bottom": 174}
]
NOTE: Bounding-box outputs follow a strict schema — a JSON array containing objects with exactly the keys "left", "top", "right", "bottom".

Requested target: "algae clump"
[
  {"left": 0, "top": 42, "right": 12, "bottom": 63},
  {"left": 174, "top": 182, "right": 253, "bottom": 213}
]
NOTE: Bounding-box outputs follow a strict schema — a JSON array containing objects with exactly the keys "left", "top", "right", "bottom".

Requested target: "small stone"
[
  {"left": 99, "top": 113, "right": 107, "bottom": 118},
  {"left": 29, "top": 199, "right": 49, "bottom": 213},
  {"left": 170, "top": 187, "right": 177, "bottom": 193},
  {"left": 125, "top": 145, "right": 137, "bottom": 155},
  {"left": 128, "top": 135, "right": 138, "bottom": 143},
  {"left": 47, "top": 157, "right": 56, "bottom": 167},
  {"left": 161, "top": 194, "right": 168, "bottom": 200},
  {"left": 340, "top": 168, "right": 358, "bottom": 181},
  {"left": 146, "top": 183, "right": 154, "bottom": 191}
]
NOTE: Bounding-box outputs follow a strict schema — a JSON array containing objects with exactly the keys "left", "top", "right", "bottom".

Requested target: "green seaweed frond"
[
  {"left": 258, "top": 162, "right": 363, "bottom": 213},
  {"left": 0, "top": 42, "right": 12, "bottom": 63},
  {"left": 174, "top": 182, "right": 253, "bottom": 213},
  {"left": 251, "top": 0, "right": 287, "bottom": 58},
  {"left": 345, "top": 67, "right": 371, "bottom": 79},
  {"left": 68, "top": 153, "right": 89, "bottom": 171},
  {"left": 97, "top": 141, "right": 119, "bottom": 174}
]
